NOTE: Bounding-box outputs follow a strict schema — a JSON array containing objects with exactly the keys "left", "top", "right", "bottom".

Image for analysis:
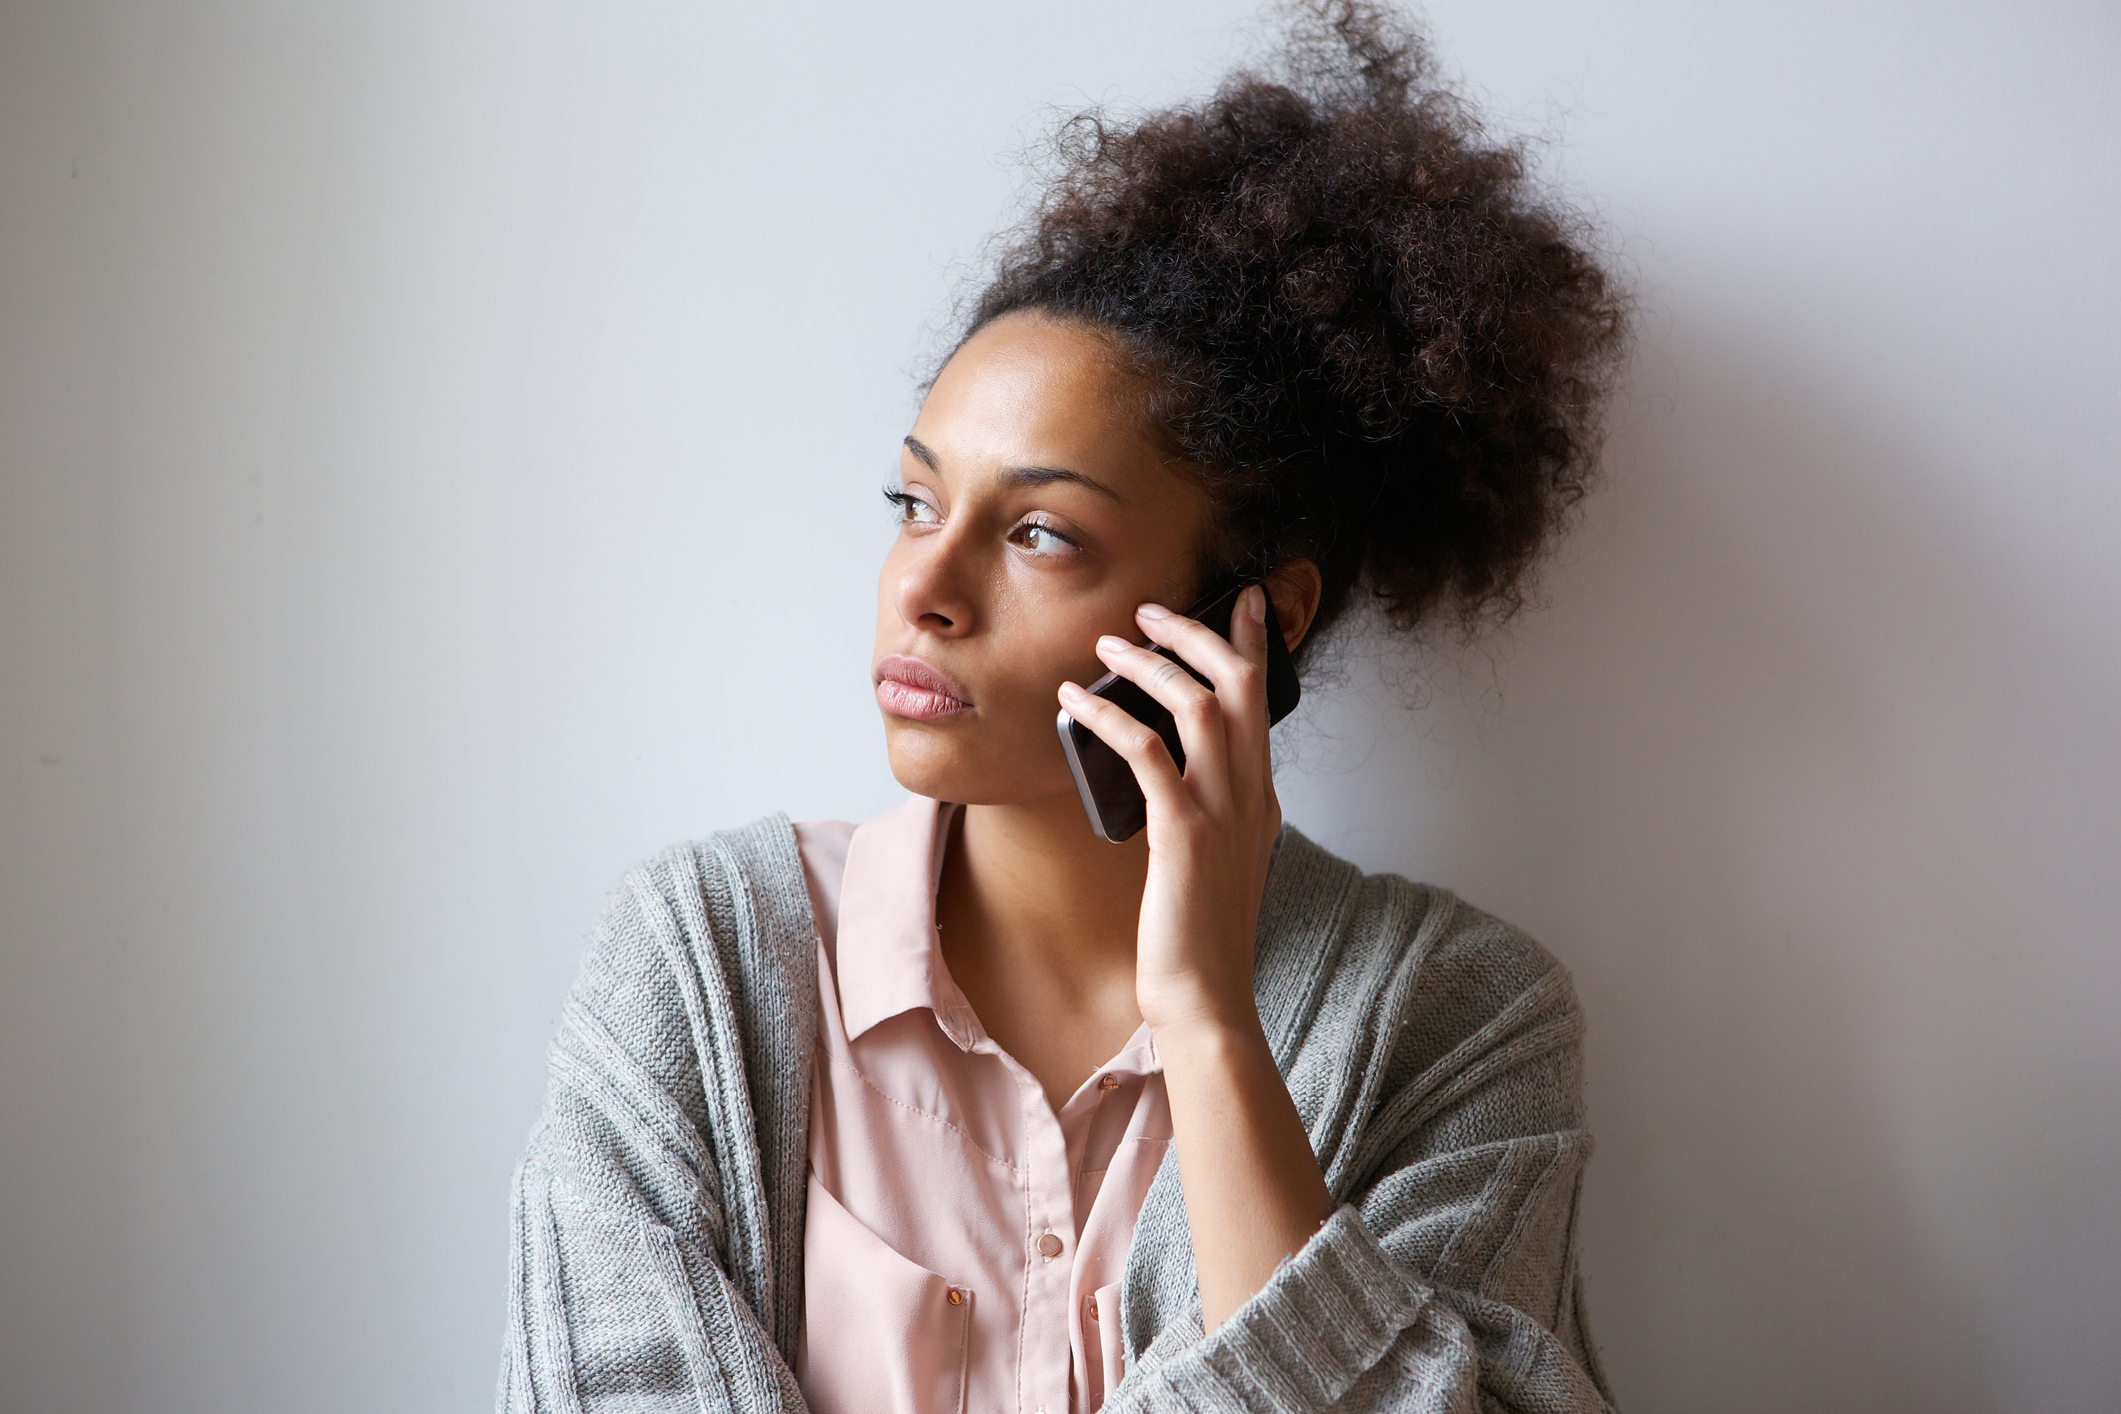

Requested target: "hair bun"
[{"left": 964, "top": 0, "right": 1632, "bottom": 652}]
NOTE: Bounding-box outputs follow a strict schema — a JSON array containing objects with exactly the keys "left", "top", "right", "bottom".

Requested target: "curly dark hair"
[{"left": 961, "top": 1, "right": 1631, "bottom": 654}]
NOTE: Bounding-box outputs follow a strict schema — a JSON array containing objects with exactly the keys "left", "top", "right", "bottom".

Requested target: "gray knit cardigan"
[{"left": 499, "top": 813, "right": 1617, "bottom": 1413}]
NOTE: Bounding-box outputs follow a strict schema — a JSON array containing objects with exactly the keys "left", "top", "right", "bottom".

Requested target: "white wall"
[{"left": 2, "top": 2, "right": 2115, "bottom": 1410}]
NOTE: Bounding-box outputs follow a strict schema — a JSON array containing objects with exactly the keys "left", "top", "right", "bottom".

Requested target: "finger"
[
  {"left": 1133, "top": 601, "right": 1258, "bottom": 700},
  {"left": 1092, "top": 634, "right": 1230, "bottom": 801},
  {"left": 1215, "top": 585, "right": 1274, "bottom": 806},
  {"left": 1057, "top": 679, "right": 1194, "bottom": 820},
  {"left": 1137, "top": 593, "right": 1270, "bottom": 800}
]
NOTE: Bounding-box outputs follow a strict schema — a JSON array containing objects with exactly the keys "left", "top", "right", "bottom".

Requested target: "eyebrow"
[{"left": 902, "top": 435, "right": 1125, "bottom": 502}]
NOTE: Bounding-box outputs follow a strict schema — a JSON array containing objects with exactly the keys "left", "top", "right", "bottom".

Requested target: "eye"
[
  {"left": 1008, "top": 517, "right": 1080, "bottom": 557},
  {"left": 883, "top": 487, "right": 941, "bottom": 526}
]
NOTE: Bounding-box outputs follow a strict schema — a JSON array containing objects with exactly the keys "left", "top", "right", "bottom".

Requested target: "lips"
[{"left": 873, "top": 654, "right": 973, "bottom": 721}]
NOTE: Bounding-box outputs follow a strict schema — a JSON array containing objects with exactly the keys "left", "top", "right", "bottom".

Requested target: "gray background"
[{"left": 3, "top": 1, "right": 2116, "bottom": 1410}]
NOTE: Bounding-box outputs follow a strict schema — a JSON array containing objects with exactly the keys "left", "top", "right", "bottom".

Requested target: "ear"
[{"left": 1264, "top": 560, "right": 1324, "bottom": 652}]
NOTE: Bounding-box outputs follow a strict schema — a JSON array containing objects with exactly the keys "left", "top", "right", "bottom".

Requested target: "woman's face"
[{"left": 873, "top": 311, "right": 1214, "bottom": 808}]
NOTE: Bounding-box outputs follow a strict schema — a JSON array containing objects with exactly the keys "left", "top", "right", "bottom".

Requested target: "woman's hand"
[
  {"left": 1057, "top": 583, "right": 1334, "bottom": 1329},
  {"left": 1056, "top": 585, "right": 1283, "bottom": 1039}
]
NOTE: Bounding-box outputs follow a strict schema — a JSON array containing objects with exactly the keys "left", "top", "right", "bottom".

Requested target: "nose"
[{"left": 891, "top": 533, "right": 976, "bottom": 637}]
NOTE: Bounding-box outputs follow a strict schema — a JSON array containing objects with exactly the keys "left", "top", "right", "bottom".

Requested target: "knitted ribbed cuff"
[{"left": 1142, "top": 1205, "right": 1428, "bottom": 1412}]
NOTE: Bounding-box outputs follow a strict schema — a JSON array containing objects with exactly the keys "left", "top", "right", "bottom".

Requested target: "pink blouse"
[{"left": 792, "top": 796, "right": 1172, "bottom": 1414}]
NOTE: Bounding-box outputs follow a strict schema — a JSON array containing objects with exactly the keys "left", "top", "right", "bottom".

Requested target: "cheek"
[
  {"left": 873, "top": 542, "right": 907, "bottom": 638},
  {"left": 986, "top": 600, "right": 1107, "bottom": 699}
]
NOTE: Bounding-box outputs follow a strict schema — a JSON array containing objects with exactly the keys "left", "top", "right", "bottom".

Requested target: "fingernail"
[
  {"left": 1136, "top": 603, "right": 1171, "bottom": 620},
  {"left": 1248, "top": 585, "right": 1267, "bottom": 624},
  {"left": 1058, "top": 681, "right": 1087, "bottom": 702},
  {"left": 1096, "top": 635, "right": 1129, "bottom": 655}
]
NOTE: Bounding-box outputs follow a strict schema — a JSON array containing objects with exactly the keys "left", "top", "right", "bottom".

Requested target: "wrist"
[
  {"left": 1148, "top": 1010, "right": 1273, "bottom": 1071},
  {"left": 1137, "top": 963, "right": 1261, "bottom": 1043}
]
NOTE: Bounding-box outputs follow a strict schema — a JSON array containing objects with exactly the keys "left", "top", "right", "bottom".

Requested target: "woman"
[{"left": 498, "top": 6, "right": 1630, "bottom": 1411}]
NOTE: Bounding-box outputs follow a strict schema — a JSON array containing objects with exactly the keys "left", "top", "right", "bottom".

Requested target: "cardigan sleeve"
[
  {"left": 1107, "top": 909, "right": 1614, "bottom": 1413},
  {"left": 498, "top": 845, "right": 813, "bottom": 1414}
]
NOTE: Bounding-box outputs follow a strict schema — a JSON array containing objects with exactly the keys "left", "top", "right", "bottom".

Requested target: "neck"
[{"left": 941, "top": 792, "right": 1149, "bottom": 996}]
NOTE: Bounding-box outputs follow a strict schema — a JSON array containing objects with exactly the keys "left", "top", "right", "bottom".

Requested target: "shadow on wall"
[{"left": 1274, "top": 315, "right": 2120, "bottom": 1414}]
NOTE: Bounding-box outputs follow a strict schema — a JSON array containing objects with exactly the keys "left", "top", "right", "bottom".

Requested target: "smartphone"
[{"left": 1056, "top": 579, "right": 1302, "bottom": 843}]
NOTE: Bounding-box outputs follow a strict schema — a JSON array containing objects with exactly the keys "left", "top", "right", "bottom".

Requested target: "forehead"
[{"left": 912, "top": 314, "right": 1177, "bottom": 495}]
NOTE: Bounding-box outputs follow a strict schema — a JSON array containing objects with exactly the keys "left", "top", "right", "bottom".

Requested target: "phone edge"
[{"left": 1055, "top": 705, "right": 1125, "bottom": 843}]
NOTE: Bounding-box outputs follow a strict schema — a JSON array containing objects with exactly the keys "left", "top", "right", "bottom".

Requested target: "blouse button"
[
  {"left": 1036, "top": 1232, "right": 1064, "bottom": 1259},
  {"left": 946, "top": 1288, "right": 964, "bottom": 1306},
  {"left": 1087, "top": 1296, "right": 1100, "bottom": 1321},
  {"left": 1099, "top": 1074, "right": 1120, "bottom": 1091}
]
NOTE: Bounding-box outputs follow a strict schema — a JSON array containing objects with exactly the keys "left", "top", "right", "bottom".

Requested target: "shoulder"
[
  {"left": 620, "top": 812, "right": 808, "bottom": 918},
  {"left": 571, "top": 813, "right": 819, "bottom": 1032},
  {"left": 1262, "top": 826, "right": 1576, "bottom": 998},
  {"left": 598, "top": 813, "right": 818, "bottom": 954},
  {"left": 1258, "top": 827, "right": 1585, "bottom": 1112}
]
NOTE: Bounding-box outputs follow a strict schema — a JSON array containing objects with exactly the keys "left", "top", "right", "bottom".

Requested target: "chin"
[{"left": 880, "top": 715, "right": 1071, "bottom": 807}]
